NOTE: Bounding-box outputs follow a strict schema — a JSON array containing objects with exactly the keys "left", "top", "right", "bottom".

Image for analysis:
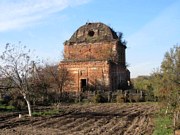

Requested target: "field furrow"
[{"left": 0, "top": 103, "right": 157, "bottom": 135}]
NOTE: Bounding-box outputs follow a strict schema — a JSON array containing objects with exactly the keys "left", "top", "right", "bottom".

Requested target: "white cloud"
[{"left": 0, "top": 0, "right": 90, "bottom": 32}]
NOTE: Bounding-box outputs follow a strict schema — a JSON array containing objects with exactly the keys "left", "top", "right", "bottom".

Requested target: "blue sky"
[{"left": 0, "top": 0, "right": 180, "bottom": 78}]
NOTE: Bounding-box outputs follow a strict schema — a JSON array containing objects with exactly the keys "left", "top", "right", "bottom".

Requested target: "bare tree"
[
  {"left": 42, "top": 64, "right": 69, "bottom": 102},
  {"left": 0, "top": 43, "right": 39, "bottom": 116}
]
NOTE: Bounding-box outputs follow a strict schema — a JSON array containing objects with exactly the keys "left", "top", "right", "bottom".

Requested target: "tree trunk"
[{"left": 23, "top": 94, "right": 32, "bottom": 117}]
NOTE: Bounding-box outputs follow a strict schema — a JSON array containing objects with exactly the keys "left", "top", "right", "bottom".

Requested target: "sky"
[{"left": 0, "top": 0, "right": 180, "bottom": 78}]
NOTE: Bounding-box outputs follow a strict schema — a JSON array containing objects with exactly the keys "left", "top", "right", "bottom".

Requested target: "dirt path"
[{"left": 0, "top": 103, "right": 157, "bottom": 135}]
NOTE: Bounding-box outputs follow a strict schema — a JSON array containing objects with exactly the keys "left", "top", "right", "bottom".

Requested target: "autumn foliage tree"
[{"left": 151, "top": 45, "right": 180, "bottom": 130}]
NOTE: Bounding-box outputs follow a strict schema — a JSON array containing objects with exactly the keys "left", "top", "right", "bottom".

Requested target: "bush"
[
  {"left": 9, "top": 97, "right": 26, "bottom": 111},
  {"left": 130, "top": 94, "right": 140, "bottom": 102},
  {"left": 130, "top": 94, "right": 145, "bottom": 102},
  {"left": 116, "top": 93, "right": 124, "bottom": 103},
  {"left": 92, "top": 93, "right": 107, "bottom": 103},
  {"left": 0, "top": 98, "right": 16, "bottom": 111}
]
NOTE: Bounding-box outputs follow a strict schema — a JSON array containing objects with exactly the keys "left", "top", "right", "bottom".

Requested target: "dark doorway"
[{"left": 81, "top": 79, "right": 87, "bottom": 90}]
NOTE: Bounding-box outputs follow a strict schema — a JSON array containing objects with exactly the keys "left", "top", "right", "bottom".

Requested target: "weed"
[
  {"left": 92, "top": 93, "right": 107, "bottom": 103},
  {"left": 153, "top": 112, "right": 173, "bottom": 135}
]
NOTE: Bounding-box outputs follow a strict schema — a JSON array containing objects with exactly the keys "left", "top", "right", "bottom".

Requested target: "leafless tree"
[
  {"left": 0, "top": 43, "right": 39, "bottom": 116},
  {"left": 42, "top": 64, "right": 69, "bottom": 102}
]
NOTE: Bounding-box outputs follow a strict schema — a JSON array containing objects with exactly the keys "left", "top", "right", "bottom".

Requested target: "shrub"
[
  {"left": 9, "top": 98, "right": 26, "bottom": 111},
  {"left": 131, "top": 94, "right": 140, "bottom": 102},
  {"left": 124, "top": 93, "right": 145, "bottom": 103},
  {"left": 92, "top": 93, "right": 107, "bottom": 103},
  {"left": 116, "top": 93, "right": 124, "bottom": 103},
  {"left": 131, "top": 94, "right": 145, "bottom": 102}
]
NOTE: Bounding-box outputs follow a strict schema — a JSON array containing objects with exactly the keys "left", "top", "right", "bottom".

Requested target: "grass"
[
  {"left": 153, "top": 110, "right": 173, "bottom": 135},
  {"left": 32, "top": 109, "right": 61, "bottom": 117},
  {"left": 0, "top": 99, "right": 16, "bottom": 111},
  {"left": 0, "top": 104, "right": 16, "bottom": 111}
]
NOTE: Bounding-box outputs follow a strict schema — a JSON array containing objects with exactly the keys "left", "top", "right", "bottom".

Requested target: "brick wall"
[
  {"left": 59, "top": 22, "right": 130, "bottom": 92},
  {"left": 59, "top": 61, "right": 110, "bottom": 92},
  {"left": 64, "top": 41, "right": 126, "bottom": 66}
]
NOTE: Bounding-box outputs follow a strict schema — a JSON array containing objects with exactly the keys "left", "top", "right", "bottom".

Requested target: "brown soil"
[{"left": 0, "top": 103, "right": 157, "bottom": 135}]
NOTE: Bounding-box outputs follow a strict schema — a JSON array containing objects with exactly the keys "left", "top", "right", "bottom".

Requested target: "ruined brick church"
[{"left": 59, "top": 22, "right": 130, "bottom": 92}]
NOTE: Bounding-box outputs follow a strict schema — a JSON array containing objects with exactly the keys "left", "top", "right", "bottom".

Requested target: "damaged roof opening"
[
  {"left": 65, "top": 22, "right": 119, "bottom": 44},
  {"left": 88, "top": 30, "right": 94, "bottom": 37}
]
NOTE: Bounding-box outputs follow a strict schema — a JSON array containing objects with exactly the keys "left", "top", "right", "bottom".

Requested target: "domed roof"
[{"left": 65, "top": 22, "right": 118, "bottom": 44}]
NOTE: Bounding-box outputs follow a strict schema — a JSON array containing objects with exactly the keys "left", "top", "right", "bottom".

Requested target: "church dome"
[{"left": 66, "top": 22, "right": 118, "bottom": 44}]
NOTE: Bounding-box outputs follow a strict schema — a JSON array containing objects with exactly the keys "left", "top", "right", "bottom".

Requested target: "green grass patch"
[
  {"left": 32, "top": 109, "right": 60, "bottom": 117},
  {"left": 153, "top": 112, "right": 173, "bottom": 135},
  {"left": 0, "top": 105, "right": 15, "bottom": 111}
]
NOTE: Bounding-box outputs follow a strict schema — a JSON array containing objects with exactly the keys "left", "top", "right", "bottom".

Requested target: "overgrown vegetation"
[
  {"left": 133, "top": 45, "right": 180, "bottom": 132},
  {"left": 0, "top": 42, "right": 179, "bottom": 134},
  {"left": 152, "top": 46, "right": 180, "bottom": 132},
  {"left": 153, "top": 110, "right": 173, "bottom": 135},
  {"left": 91, "top": 92, "right": 107, "bottom": 103}
]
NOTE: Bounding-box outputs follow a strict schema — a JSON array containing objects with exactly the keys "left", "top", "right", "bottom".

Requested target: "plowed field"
[{"left": 0, "top": 103, "right": 157, "bottom": 135}]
